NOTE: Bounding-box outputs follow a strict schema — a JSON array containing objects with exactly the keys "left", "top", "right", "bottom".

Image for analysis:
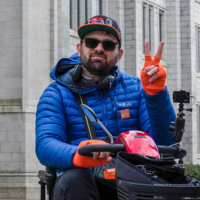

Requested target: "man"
[{"left": 35, "top": 15, "right": 175, "bottom": 200}]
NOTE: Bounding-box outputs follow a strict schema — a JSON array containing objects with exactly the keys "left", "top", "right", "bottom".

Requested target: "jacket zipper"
[{"left": 111, "top": 97, "right": 119, "bottom": 135}]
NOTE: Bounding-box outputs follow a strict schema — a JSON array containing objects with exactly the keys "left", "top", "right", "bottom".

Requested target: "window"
[
  {"left": 99, "top": 0, "right": 103, "bottom": 14},
  {"left": 142, "top": 2, "right": 165, "bottom": 55},
  {"left": 149, "top": 6, "right": 152, "bottom": 51},
  {"left": 77, "top": 0, "right": 80, "bottom": 28},
  {"left": 70, "top": 0, "right": 103, "bottom": 30},
  {"left": 196, "top": 26, "right": 200, "bottom": 72},
  {"left": 85, "top": 0, "right": 88, "bottom": 21},
  {"left": 69, "top": 0, "right": 86, "bottom": 30},
  {"left": 142, "top": 3, "right": 153, "bottom": 53},
  {"left": 143, "top": 3, "right": 146, "bottom": 53},
  {"left": 159, "top": 11, "right": 163, "bottom": 42},
  {"left": 70, "top": 0, "right": 72, "bottom": 29},
  {"left": 70, "top": 0, "right": 78, "bottom": 30},
  {"left": 198, "top": 105, "right": 200, "bottom": 153}
]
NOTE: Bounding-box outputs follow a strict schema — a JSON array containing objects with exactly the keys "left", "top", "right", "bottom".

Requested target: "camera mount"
[{"left": 169, "top": 90, "right": 192, "bottom": 143}]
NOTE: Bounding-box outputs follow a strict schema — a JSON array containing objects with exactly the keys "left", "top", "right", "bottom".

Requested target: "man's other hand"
[
  {"left": 143, "top": 41, "right": 164, "bottom": 82},
  {"left": 140, "top": 41, "right": 167, "bottom": 95}
]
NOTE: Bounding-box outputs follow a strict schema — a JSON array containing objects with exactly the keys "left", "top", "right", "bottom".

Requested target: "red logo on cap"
[{"left": 91, "top": 17, "right": 98, "bottom": 23}]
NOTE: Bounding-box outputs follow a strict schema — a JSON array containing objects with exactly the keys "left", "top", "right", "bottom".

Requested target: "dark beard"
[
  {"left": 83, "top": 59, "right": 108, "bottom": 76},
  {"left": 80, "top": 49, "right": 118, "bottom": 76}
]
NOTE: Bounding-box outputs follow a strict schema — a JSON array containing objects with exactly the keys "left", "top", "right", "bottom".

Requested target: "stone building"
[{"left": 0, "top": 0, "right": 199, "bottom": 199}]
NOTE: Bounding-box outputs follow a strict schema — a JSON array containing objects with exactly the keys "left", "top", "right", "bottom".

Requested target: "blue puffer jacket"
[{"left": 35, "top": 53, "right": 175, "bottom": 170}]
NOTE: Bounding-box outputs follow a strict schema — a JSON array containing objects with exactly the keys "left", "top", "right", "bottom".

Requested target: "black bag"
[
  {"left": 92, "top": 136, "right": 117, "bottom": 191},
  {"left": 115, "top": 151, "right": 200, "bottom": 185}
]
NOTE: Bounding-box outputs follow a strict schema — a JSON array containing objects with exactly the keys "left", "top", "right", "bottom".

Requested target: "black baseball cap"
[{"left": 77, "top": 15, "right": 122, "bottom": 48}]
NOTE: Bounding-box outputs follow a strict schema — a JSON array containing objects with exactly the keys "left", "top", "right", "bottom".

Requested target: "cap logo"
[
  {"left": 96, "top": 20, "right": 104, "bottom": 24},
  {"left": 91, "top": 17, "right": 98, "bottom": 23},
  {"left": 105, "top": 18, "right": 113, "bottom": 26}
]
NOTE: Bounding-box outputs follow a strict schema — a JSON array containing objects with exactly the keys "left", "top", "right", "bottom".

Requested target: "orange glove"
[
  {"left": 140, "top": 54, "right": 167, "bottom": 95},
  {"left": 73, "top": 140, "right": 109, "bottom": 168}
]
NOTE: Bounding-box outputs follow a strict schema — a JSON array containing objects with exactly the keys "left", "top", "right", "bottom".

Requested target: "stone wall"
[{"left": 0, "top": 0, "right": 22, "bottom": 100}]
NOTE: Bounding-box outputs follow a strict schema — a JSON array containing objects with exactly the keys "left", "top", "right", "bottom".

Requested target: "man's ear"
[
  {"left": 117, "top": 49, "right": 124, "bottom": 62},
  {"left": 77, "top": 43, "right": 81, "bottom": 57}
]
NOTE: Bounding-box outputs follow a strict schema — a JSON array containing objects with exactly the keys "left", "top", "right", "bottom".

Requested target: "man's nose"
[{"left": 94, "top": 42, "right": 104, "bottom": 52}]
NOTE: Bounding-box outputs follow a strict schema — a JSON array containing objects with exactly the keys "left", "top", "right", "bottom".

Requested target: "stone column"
[
  {"left": 194, "top": 1, "right": 200, "bottom": 164},
  {"left": 58, "top": 0, "right": 70, "bottom": 59},
  {"left": 123, "top": 0, "right": 136, "bottom": 75},
  {"left": 191, "top": 0, "right": 199, "bottom": 164},
  {"left": 107, "top": 0, "right": 125, "bottom": 72},
  {"left": 179, "top": 0, "right": 193, "bottom": 163},
  {"left": 50, "top": 0, "right": 58, "bottom": 69},
  {"left": 0, "top": 0, "right": 26, "bottom": 199},
  {"left": 0, "top": 0, "right": 70, "bottom": 199},
  {"left": 165, "top": 0, "right": 182, "bottom": 105}
]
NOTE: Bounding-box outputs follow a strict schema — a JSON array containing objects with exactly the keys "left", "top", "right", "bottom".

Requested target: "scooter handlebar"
[
  {"left": 78, "top": 144, "right": 125, "bottom": 157},
  {"left": 78, "top": 144, "right": 187, "bottom": 158}
]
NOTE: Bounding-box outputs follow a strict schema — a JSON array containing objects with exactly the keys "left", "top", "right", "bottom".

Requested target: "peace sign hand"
[{"left": 140, "top": 41, "right": 167, "bottom": 95}]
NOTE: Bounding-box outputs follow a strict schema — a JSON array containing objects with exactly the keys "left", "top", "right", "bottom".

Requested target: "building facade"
[{"left": 0, "top": 0, "right": 199, "bottom": 199}]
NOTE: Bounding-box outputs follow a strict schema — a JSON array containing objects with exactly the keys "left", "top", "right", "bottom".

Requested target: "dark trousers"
[{"left": 52, "top": 168, "right": 118, "bottom": 200}]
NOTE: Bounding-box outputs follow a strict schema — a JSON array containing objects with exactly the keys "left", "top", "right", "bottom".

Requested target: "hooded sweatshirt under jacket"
[{"left": 35, "top": 53, "right": 175, "bottom": 170}]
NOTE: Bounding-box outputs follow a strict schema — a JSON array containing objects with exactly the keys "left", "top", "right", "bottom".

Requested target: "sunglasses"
[{"left": 82, "top": 38, "right": 119, "bottom": 51}]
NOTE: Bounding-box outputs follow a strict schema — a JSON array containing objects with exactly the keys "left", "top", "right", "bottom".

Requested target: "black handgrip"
[
  {"left": 78, "top": 144, "right": 125, "bottom": 156},
  {"left": 157, "top": 145, "right": 187, "bottom": 158},
  {"left": 157, "top": 145, "right": 179, "bottom": 155}
]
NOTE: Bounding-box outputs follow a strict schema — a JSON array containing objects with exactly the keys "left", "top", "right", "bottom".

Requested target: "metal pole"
[
  {"left": 97, "top": 119, "right": 114, "bottom": 144},
  {"left": 40, "top": 182, "right": 46, "bottom": 200}
]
